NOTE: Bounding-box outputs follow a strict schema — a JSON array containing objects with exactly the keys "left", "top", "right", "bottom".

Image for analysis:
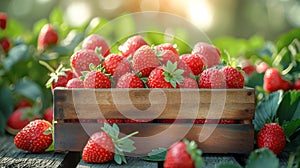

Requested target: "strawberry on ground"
[
  {"left": 82, "top": 34, "right": 110, "bottom": 57},
  {"left": 199, "top": 67, "right": 226, "bottom": 88},
  {"left": 180, "top": 54, "right": 205, "bottom": 76},
  {"left": 0, "top": 12, "right": 7, "bottom": 30},
  {"left": 43, "top": 107, "right": 53, "bottom": 123},
  {"left": 14, "top": 119, "right": 52, "bottom": 153},
  {"left": 263, "top": 68, "right": 290, "bottom": 92},
  {"left": 70, "top": 49, "right": 101, "bottom": 77},
  {"left": 37, "top": 24, "right": 58, "bottom": 50},
  {"left": 164, "top": 139, "right": 204, "bottom": 168},
  {"left": 192, "top": 42, "right": 221, "bottom": 68},
  {"left": 155, "top": 43, "right": 179, "bottom": 56},
  {"left": 132, "top": 45, "right": 160, "bottom": 77},
  {"left": 6, "top": 107, "right": 40, "bottom": 135},
  {"left": 147, "top": 61, "right": 184, "bottom": 88},
  {"left": 82, "top": 123, "right": 138, "bottom": 164},
  {"left": 221, "top": 66, "right": 244, "bottom": 88},
  {"left": 0, "top": 37, "right": 10, "bottom": 53},
  {"left": 103, "top": 54, "right": 131, "bottom": 80},
  {"left": 257, "top": 123, "right": 286, "bottom": 155},
  {"left": 66, "top": 78, "right": 84, "bottom": 88},
  {"left": 83, "top": 70, "right": 111, "bottom": 88},
  {"left": 179, "top": 77, "right": 198, "bottom": 88},
  {"left": 118, "top": 35, "right": 148, "bottom": 58},
  {"left": 116, "top": 72, "right": 144, "bottom": 88}
]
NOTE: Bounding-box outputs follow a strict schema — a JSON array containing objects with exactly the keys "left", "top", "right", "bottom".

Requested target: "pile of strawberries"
[{"left": 49, "top": 34, "right": 244, "bottom": 90}]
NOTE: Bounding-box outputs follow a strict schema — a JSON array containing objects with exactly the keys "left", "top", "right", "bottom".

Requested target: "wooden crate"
[{"left": 54, "top": 88, "right": 255, "bottom": 154}]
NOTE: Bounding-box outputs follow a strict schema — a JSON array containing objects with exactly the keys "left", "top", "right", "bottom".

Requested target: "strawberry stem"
[
  {"left": 39, "top": 60, "right": 55, "bottom": 72},
  {"left": 115, "top": 131, "right": 139, "bottom": 143}
]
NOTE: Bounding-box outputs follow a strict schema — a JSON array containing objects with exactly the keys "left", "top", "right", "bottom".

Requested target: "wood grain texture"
[
  {"left": 54, "top": 123, "right": 254, "bottom": 154},
  {"left": 54, "top": 88, "right": 255, "bottom": 120}
]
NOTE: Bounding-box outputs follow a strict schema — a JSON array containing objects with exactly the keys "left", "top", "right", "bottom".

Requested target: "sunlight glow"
[
  {"left": 65, "top": 2, "right": 91, "bottom": 27},
  {"left": 188, "top": 0, "right": 213, "bottom": 31}
]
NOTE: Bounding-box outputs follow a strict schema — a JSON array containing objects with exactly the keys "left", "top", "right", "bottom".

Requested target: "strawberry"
[
  {"left": 66, "top": 78, "right": 84, "bottom": 88},
  {"left": 164, "top": 139, "right": 203, "bottom": 168},
  {"left": 103, "top": 54, "right": 131, "bottom": 79},
  {"left": 82, "top": 34, "right": 110, "bottom": 57},
  {"left": 293, "top": 79, "right": 300, "bottom": 90},
  {"left": 46, "top": 65, "right": 74, "bottom": 90},
  {"left": 83, "top": 70, "right": 111, "bottom": 88},
  {"left": 43, "top": 107, "right": 53, "bottom": 123},
  {"left": 257, "top": 123, "right": 286, "bottom": 155},
  {"left": 118, "top": 35, "right": 148, "bottom": 58},
  {"left": 178, "top": 59, "right": 193, "bottom": 77},
  {"left": 147, "top": 61, "right": 184, "bottom": 88},
  {"left": 199, "top": 68, "right": 226, "bottom": 88},
  {"left": 6, "top": 107, "right": 40, "bottom": 135},
  {"left": 180, "top": 54, "right": 205, "bottom": 76},
  {"left": 15, "top": 99, "right": 32, "bottom": 110},
  {"left": 82, "top": 123, "right": 138, "bottom": 164},
  {"left": 97, "top": 119, "right": 123, "bottom": 124},
  {"left": 240, "top": 60, "right": 256, "bottom": 75},
  {"left": 156, "top": 50, "right": 179, "bottom": 66},
  {"left": 37, "top": 24, "right": 58, "bottom": 50},
  {"left": 0, "top": 37, "right": 10, "bottom": 53},
  {"left": 221, "top": 66, "right": 244, "bottom": 88},
  {"left": 194, "top": 119, "right": 235, "bottom": 124},
  {"left": 155, "top": 43, "right": 179, "bottom": 56},
  {"left": 70, "top": 49, "right": 101, "bottom": 77},
  {"left": 0, "top": 12, "right": 7, "bottom": 30},
  {"left": 263, "top": 68, "right": 290, "bottom": 92},
  {"left": 14, "top": 119, "right": 53, "bottom": 153},
  {"left": 132, "top": 45, "right": 160, "bottom": 77},
  {"left": 192, "top": 42, "right": 220, "bottom": 68},
  {"left": 256, "top": 62, "right": 269, "bottom": 73},
  {"left": 179, "top": 77, "right": 198, "bottom": 88},
  {"left": 116, "top": 72, "right": 144, "bottom": 88}
]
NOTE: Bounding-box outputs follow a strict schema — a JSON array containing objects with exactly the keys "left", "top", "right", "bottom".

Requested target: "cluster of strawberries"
[
  {"left": 50, "top": 34, "right": 245, "bottom": 91},
  {"left": 0, "top": 12, "right": 10, "bottom": 53}
]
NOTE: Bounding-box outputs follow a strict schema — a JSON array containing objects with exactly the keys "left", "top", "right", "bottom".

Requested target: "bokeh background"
[{"left": 1, "top": 0, "right": 299, "bottom": 40}]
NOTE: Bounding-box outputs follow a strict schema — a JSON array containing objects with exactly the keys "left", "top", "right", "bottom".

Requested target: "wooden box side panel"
[
  {"left": 54, "top": 88, "right": 255, "bottom": 120},
  {"left": 54, "top": 123, "right": 254, "bottom": 154}
]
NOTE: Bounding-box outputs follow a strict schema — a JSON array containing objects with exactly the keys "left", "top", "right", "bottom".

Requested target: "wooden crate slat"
[{"left": 54, "top": 123, "right": 254, "bottom": 154}]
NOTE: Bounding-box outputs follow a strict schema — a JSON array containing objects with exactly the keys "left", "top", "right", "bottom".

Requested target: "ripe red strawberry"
[
  {"left": 180, "top": 54, "right": 205, "bottom": 76},
  {"left": 157, "top": 50, "right": 179, "bottom": 65},
  {"left": 82, "top": 123, "right": 138, "bottom": 164},
  {"left": 199, "top": 68, "right": 226, "bottom": 88},
  {"left": 256, "top": 62, "right": 269, "bottom": 73},
  {"left": 37, "top": 24, "right": 58, "bottom": 50},
  {"left": 178, "top": 59, "right": 193, "bottom": 77},
  {"left": 192, "top": 42, "right": 220, "bottom": 68},
  {"left": 164, "top": 139, "right": 203, "bottom": 168},
  {"left": 15, "top": 99, "right": 32, "bottom": 110},
  {"left": 82, "top": 34, "right": 110, "bottom": 57},
  {"left": 83, "top": 70, "right": 111, "bottom": 88},
  {"left": 118, "top": 35, "right": 148, "bottom": 58},
  {"left": 147, "top": 62, "right": 184, "bottom": 88},
  {"left": 103, "top": 54, "right": 131, "bottom": 79},
  {"left": 116, "top": 72, "right": 144, "bottom": 88},
  {"left": 179, "top": 77, "right": 198, "bottom": 88},
  {"left": 221, "top": 66, "right": 244, "bottom": 88},
  {"left": 241, "top": 59, "right": 256, "bottom": 75},
  {"left": 43, "top": 107, "right": 53, "bottom": 123},
  {"left": 14, "top": 119, "right": 52, "bottom": 153},
  {"left": 6, "top": 107, "right": 40, "bottom": 135},
  {"left": 0, "top": 12, "right": 7, "bottom": 30},
  {"left": 155, "top": 43, "right": 179, "bottom": 56},
  {"left": 263, "top": 68, "right": 290, "bottom": 92},
  {"left": 257, "top": 123, "right": 286, "bottom": 155},
  {"left": 0, "top": 37, "right": 10, "bottom": 52},
  {"left": 45, "top": 65, "right": 74, "bottom": 90},
  {"left": 132, "top": 45, "right": 160, "bottom": 77},
  {"left": 293, "top": 79, "right": 300, "bottom": 90},
  {"left": 66, "top": 78, "right": 84, "bottom": 88},
  {"left": 70, "top": 49, "right": 101, "bottom": 77}
]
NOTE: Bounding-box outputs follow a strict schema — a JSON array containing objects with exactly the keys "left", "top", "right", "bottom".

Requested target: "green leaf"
[
  {"left": 246, "top": 148, "right": 279, "bottom": 168},
  {"left": 50, "top": 8, "right": 64, "bottom": 25},
  {"left": 0, "top": 85, "right": 14, "bottom": 119},
  {"left": 282, "top": 119, "right": 300, "bottom": 139},
  {"left": 216, "top": 162, "right": 242, "bottom": 168},
  {"left": 2, "top": 44, "right": 29, "bottom": 71},
  {"left": 253, "top": 90, "right": 283, "bottom": 131},
  {"left": 114, "top": 154, "right": 122, "bottom": 165},
  {"left": 33, "top": 19, "right": 48, "bottom": 36},
  {"left": 142, "top": 148, "right": 167, "bottom": 162},
  {"left": 45, "top": 141, "right": 54, "bottom": 152},
  {"left": 245, "top": 72, "right": 264, "bottom": 88},
  {"left": 14, "top": 78, "right": 43, "bottom": 101},
  {"left": 277, "top": 91, "right": 300, "bottom": 123},
  {"left": 0, "top": 112, "right": 6, "bottom": 136}
]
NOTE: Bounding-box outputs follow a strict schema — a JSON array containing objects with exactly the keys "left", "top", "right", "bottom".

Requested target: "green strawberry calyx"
[
  {"left": 184, "top": 139, "right": 204, "bottom": 168},
  {"left": 163, "top": 61, "right": 184, "bottom": 88},
  {"left": 101, "top": 122, "right": 138, "bottom": 164},
  {"left": 44, "top": 63, "right": 70, "bottom": 88}
]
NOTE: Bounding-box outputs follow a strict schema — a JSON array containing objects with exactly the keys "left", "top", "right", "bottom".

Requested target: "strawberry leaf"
[
  {"left": 216, "top": 163, "right": 242, "bottom": 168},
  {"left": 45, "top": 141, "right": 54, "bottom": 152},
  {"left": 184, "top": 139, "right": 204, "bottom": 168},
  {"left": 277, "top": 91, "right": 300, "bottom": 123},
  {"left": 282, "top": 119, "right": 300, "bottom": 140},
  {"left": 253, "top": 90, "right": 283, "bottom": 131},
  {"left": 245, "top": 148, "right": 279, "bottom": 168},
  {"left": 114, "top": 153, "right": 123, "bottom": 165},
  {"left": 142, "top": 148, "right": 167, "bottom": 162}
]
